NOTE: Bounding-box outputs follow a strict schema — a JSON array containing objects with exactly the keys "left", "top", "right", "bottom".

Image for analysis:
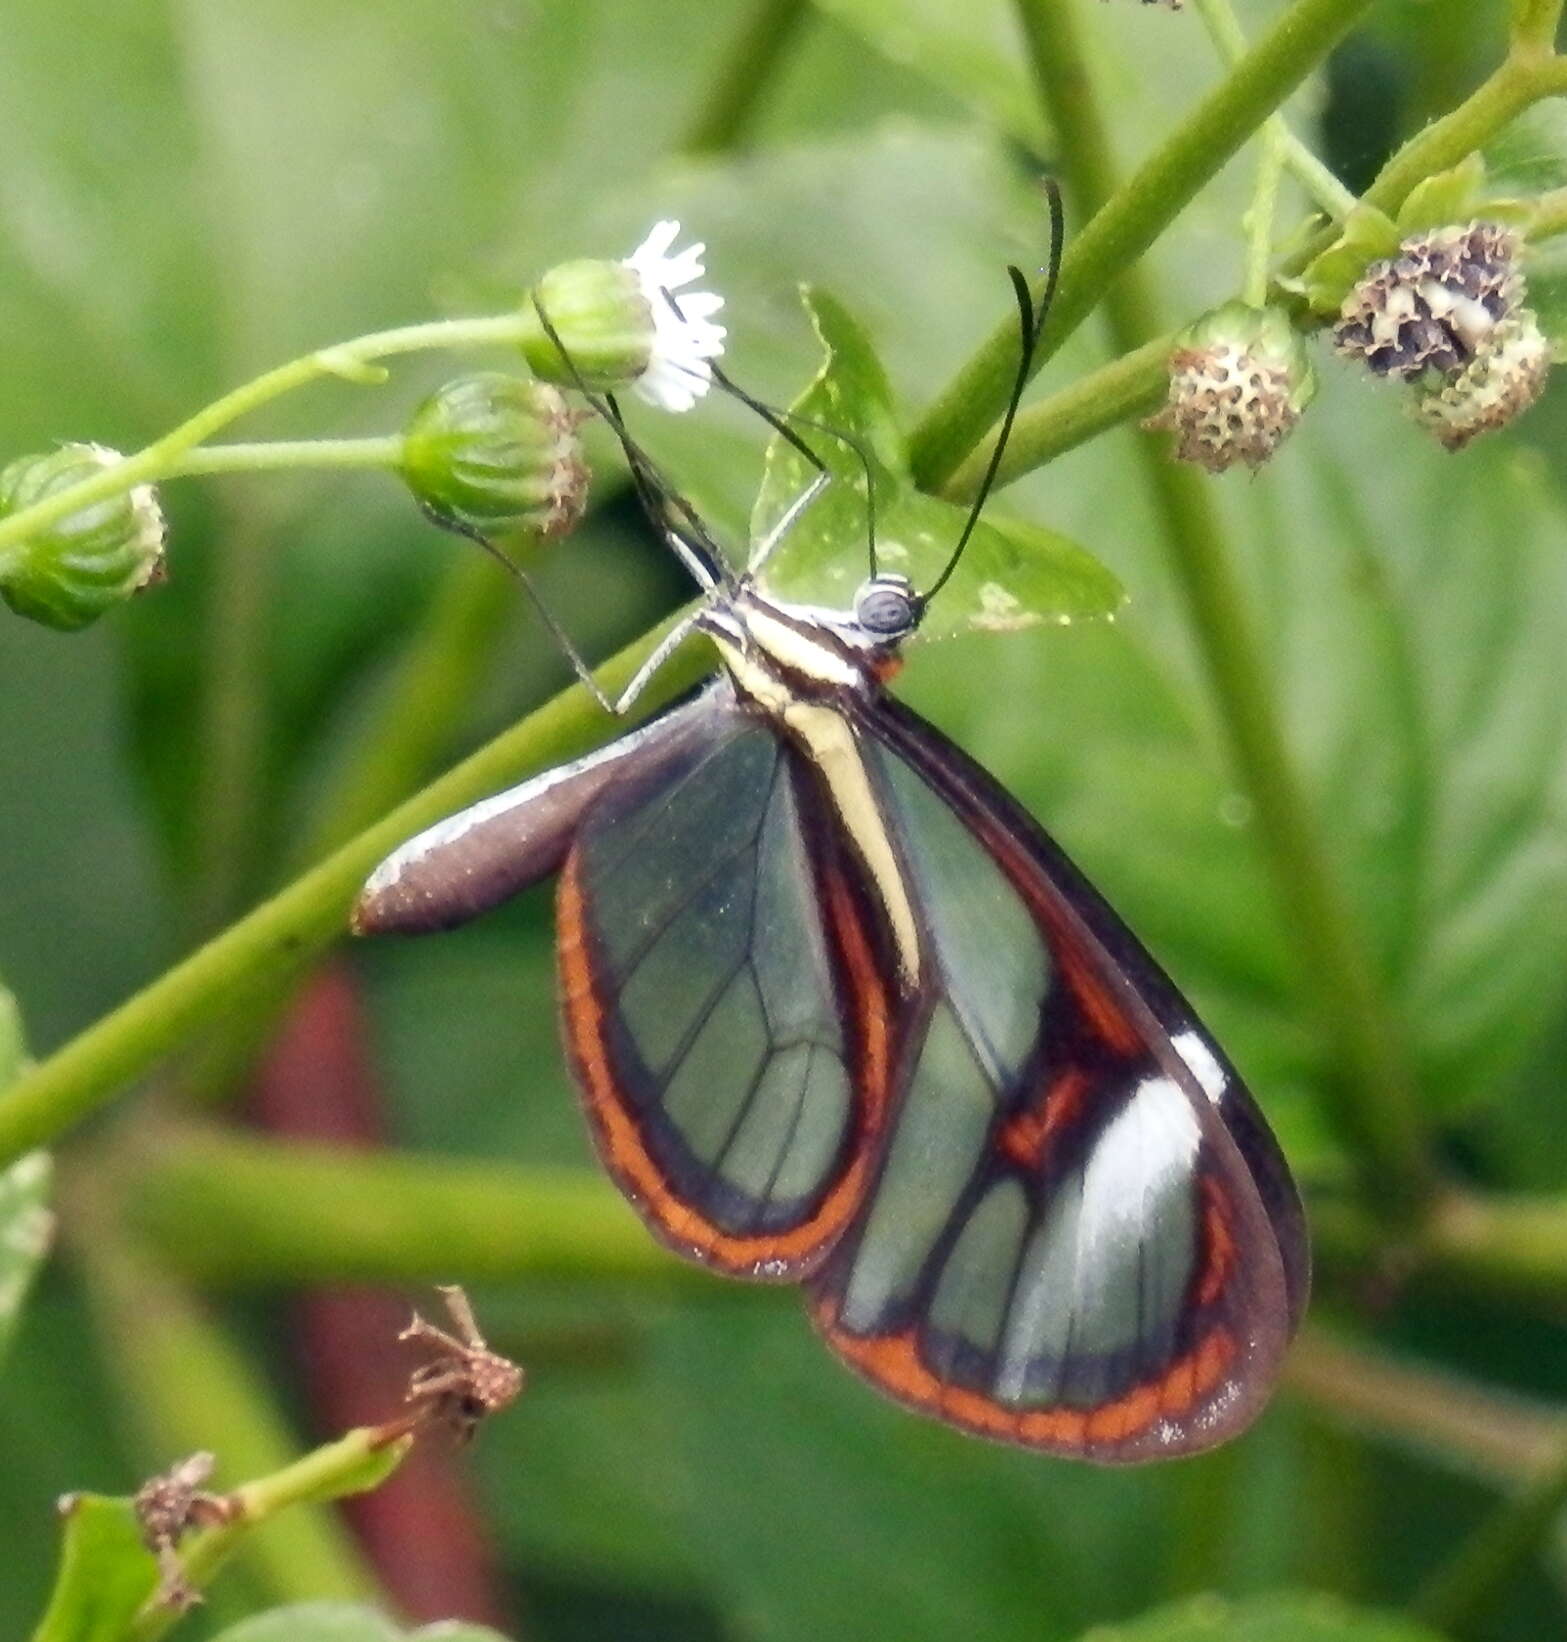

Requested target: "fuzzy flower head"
[
  {"left": 1146, "top": 302, "right": 1316, "bottom": 474},
  {"left": 524, "top": 222, "right": 725, "bottom": 414},
  {"left": 1411, "top": 309, "right": 1552, "bottom": 450},
  {"left": 622, "top": 220, "right": 727, "bottom": 412},
  {"left": 1334, "top": 222, "right": 1524, "bottom": 381}
]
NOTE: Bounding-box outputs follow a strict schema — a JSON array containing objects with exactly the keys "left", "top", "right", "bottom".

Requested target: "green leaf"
[
  {"left": 1078, "top": 1592, "right": 1450, "bottom": 1642},
  {"left": 30, "top": 1493, "right": 158, "bottom": 1642},
  {"left": 1395, "top": 155, "right": 1486, "bottom": 235},
  {"left": 808, "top": 0, "right": 1047, "bottom": 148},
  {"left": 211, "top": 1603, "right": 513, "bottom": 1642},
  {"left": 751, "top": 287, "right": 1120, "bottom": 636},
  {"left": 1485, "top": 100, "right": 1567, "bottom": 195},
  {"left": 1296, "top": 204, "right": 1402, "bottom": 315}
]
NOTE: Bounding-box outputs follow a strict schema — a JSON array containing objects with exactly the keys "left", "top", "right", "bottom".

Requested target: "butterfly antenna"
[
  {"left": 530, "top": 294, "right": 731, "bottom": 593},
  {"left": 412, "top": 502, "right": 618, "bottom": 713},
  {"left": 920, "top": 177, "right": 1065, "bottom": 607},
  {"left": 707, "top": 359, "right": 880, "bottom": 580}
]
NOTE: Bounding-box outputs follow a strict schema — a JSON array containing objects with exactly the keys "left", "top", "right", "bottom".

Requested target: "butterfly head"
[{"left": 852, "top": 573, "right": 922, "bottom": 644}]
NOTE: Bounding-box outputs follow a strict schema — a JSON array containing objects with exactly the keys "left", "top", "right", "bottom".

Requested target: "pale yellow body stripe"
[{"left": 711, "top": 618, "right": 923, "bottom": 991}]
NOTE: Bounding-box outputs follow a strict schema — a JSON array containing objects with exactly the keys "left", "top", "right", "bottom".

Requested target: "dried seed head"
[
  {"left": 401, "top": 373, "right": 589, "bottom": 542},
  {"left": 132, "top": 1451, "right": 234, "bottom": 1613},
  {"left": 1410, "top": 309, "right": 1553, "bottom": 450},
  {"left": 400, "top": 1284, "right": 524, "bottom": 1443},
  {"left": 1334, "top": 222, "right": 1525, "bottom": 380},
  {"left": 1146, "top": 302, "right": 1315, "bottom": 473}
]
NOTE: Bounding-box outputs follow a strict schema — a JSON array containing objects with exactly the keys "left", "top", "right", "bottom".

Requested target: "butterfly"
[{"left": 354, "top": 203, "right": 1309, "bottom": 1461}]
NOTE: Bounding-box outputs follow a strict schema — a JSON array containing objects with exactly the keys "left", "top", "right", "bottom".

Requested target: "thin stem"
[
  {"left": 168, "top": 436, "right": 405, "bottom": 477},
  {"left": 132, "top": 1426, "right": 411, "bottom": 1642},
  {"left": 910, "top": 0, "right": 1378, "bottom": 490},
  {"left": 1016, "top": 0, "right": 1427, "bottom": 1210},
  {"left": 1243, "top": 127, "right": 1289, "bottom": 307},
  {"left": 122, "top": 1125, "right": 708, "bottom": 1291},
  {"left": 947, "top": 337, "right": 1174, "bottom": 494},
  {"left": 1285, "top": 1326, "right": 1567, "bottom": 1480},
  {"left": 1413, "top": 1439, "right": 1567, "bottom": 1636},
  {"left": 68, "top": 1210, "right": 385, "bottom": 1616},
  {"left": 1509, "top": 0, "right": 1566, "bottom": 55},
  {"left": 0, "top": 611, "right": 707, "bottom": 1169},
  {"left": 0, "top": 313, "right": 534, "bottom": 560},
  {"left": 681, "top": 0, "right": 812, "bottom": 154},
  {"left": 1146, "top": 441, "right": 1432, "bottom": 1210},
  {"left": 1191, "top": 0, "right": 1360, "bottom": 219}
]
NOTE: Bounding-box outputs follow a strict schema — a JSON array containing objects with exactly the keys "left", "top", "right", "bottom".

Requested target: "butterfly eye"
[{"left": 853, "top": 574, "right": 919, "bottom": 640}]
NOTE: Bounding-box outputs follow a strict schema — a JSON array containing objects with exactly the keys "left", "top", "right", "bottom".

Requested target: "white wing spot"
[{"left": 1172, "top": 1031, "right": 1227, "bottom": 1105}]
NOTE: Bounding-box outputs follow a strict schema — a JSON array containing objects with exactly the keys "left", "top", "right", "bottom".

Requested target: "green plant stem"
[
  {"left": 1314, "top": 1187, "right": 1567, "bottom": 1310},
  {"left": 122, "top": 1126, "right": 707, "bottom": 1291},
  {"left": 1013, "top": 0, "right": 1169, "bottom": 357},
  {"left": 1285, "top": 1325, "right": 1567, "bottom": 1479},
  {"left": 948, "top": 338, "right": 1174, "bottom": 494},
  {"left": 69, "top": 1215, "right": 385, "bottom": 1615},
  {"left": 0, "top": 313, "right": 533, "bottom": 561},
  {"left": 177, "top": 546, "right": 522, "bottom": 1107},
  {"left": 961, "top": 48, "right": 1567, "bottom": 494},
  {"left": 124, "top": 1128, "right": 1567, "bottom": 1316},
  {"left": 0, "top": 614, "right": 706, "bottom": 1169},
  {"left": 1243, "top": 127, "right": 1289, "bottom": 306},
  {"left": 134, "top": 1427, "right": 411, "bottom": 1642},
  {"left": 1510, "top": 0, "right": 1566, "bottom": 54},
  {"left": 910, "top": 0, "right": 1377, "bottom": 491},
  {"left": 1191, "top": 0, "right": 1360, "bottom": 219},
  {"left": 1284, "top": 49, "right": 1567, "bottom": 281},
  {"left": 168, "top": 436, "right": 405, "bottom": 477},
  {"left": 1153, "top": 468, "right": 1429, "bottom": 1208},
  {"left": 1016, "top": 0, "right": 1426, "bottom": 1209},
  {"left": 1413, "top": 1437, "right": 1567, "bottom": 1637},
  {"left": 681, "top": 0, "right": 812, "bottom": 154}
]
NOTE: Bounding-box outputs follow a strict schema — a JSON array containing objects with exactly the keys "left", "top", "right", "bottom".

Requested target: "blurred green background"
[{"left": 2, "top": 2, "right": 1567, "bottom": 1639}]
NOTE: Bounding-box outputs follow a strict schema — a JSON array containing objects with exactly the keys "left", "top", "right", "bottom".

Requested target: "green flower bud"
[
  {"left": 0, "top": 445, "right": 166, "bottom": 632},
  {"left": 522, "top": 223, "right": 725, "bottom": 413},
  {"left": 1145, "top": 302, "right": 1316, "bottom": 473},
  {"left": 401, "top": 373, "right": 588, "bottom": 540},
  {"left": 523, "top": 259, "right": 654, "bottom": 393},
  {"left": 1411, "top": 309, "right": 1552, "bottom": 450}
]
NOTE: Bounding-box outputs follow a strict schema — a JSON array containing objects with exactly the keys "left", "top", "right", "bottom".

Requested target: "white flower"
[{"left": 622, "top": 220, "right": 726, "bottom": 413}]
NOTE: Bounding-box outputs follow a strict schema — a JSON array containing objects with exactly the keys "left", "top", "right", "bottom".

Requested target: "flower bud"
[
  {"left": 1145, "top": 302, "right": 1316, "bottom": 473},
  {"left": 1410, "top": 309, "right": 1552, "bottom": 450},
  {"left": 0, "top": 445, "right": 166, "bottom": 631},
  {"left": 401, "top": 373, "right": 588, "bottom": 541},
  {"left": 523, "top": 259, "right": 654, "bottom": 393},
  {"left": 523, "top": 222, "right": 725, "bottom": 414},
  {"left": 1334, "top": 222, "right": 1524, "bottom": 380}
]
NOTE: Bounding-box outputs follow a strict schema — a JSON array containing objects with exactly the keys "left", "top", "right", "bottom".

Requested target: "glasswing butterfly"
[{"left": 355, "top": 201, "right": 1309, "bottom": 1461}]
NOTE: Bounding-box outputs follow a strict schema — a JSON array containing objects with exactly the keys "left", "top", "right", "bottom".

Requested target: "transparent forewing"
[
  {"left": 356, "top": 689, "right": 731, "bottom": 935},
  {"left": 809, "top": 702, "right": 1302, "bottom": 1461},
  {"left": 558, "top": 717, "right": 892, "bottom": 1277}
]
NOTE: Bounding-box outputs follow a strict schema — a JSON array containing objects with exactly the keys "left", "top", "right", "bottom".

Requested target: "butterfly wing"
[
  {"left": 355, "top": 688, "right": 732, "bottom": 935},
  {"left": 808, "top": 696, "right": 1307, "bottom": 1461},
  {"left": 558, "top": 682, "right": 895, "bottom": 1277}
]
